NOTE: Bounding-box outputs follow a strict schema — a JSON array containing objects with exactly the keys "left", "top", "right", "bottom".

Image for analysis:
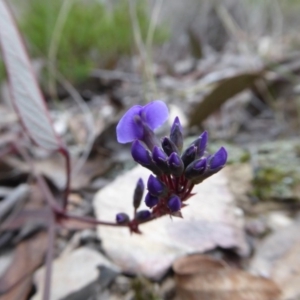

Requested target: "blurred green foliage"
[
  {"left": 16, "top": 0, "right": 168, "bottom": 83},
  {"left": 252, "top": 167, "right": 297, "bottom": 201}
]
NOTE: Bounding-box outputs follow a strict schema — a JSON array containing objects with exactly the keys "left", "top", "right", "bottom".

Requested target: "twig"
[
  {"left": 14, "top": 142, "right": 64, "bottom": 213},
  {"left": 128, "top": 0, "right": 146, "bottom": 62},
  {"left": 0, "top": 184, "right": 30, "bottom": 223},
  {"left": 90, "top": 69, "right": 141, "bottom": 83},
  {"left": 128, "top": 0, "right": 157, "bottom": 99},
  {"left": 43, "top": 212, "right": 56, "bottom": 300},
  {"left": 55, "top": 72, "right": 95, "bottom": 181},
  {"left": 145, "top": 0, "right": 164, "bottom": 51},
  {"left": 48, "top": 0, "right": 74, "bottom": 99}
]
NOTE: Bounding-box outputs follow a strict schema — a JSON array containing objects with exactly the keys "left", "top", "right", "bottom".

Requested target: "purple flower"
[
  {"left": 185, "top": 157, "right": 207, "bottom": 180},
  {"left": 152, "top": 146, "right": 169, "bottom": 173},
  {"left": 131, "top": 140, "right": 162, "bottom": 175},
  {"left": 167, "top": 195, "right": 181, "bottom": 212},
  {"left": 136, "top": 210, "right": 151, "bottom": 221},
  {"left": 116, "top": 213, "right": 130, "bottom": 224},
  {"left": 181, "top": 145, "right": 197, "bottom": 167},
  {"left": 133, "top": 178, "right": 144, "bottom": 209},
  {"left": 116, "top": 101, "right": 169, "bottom": 144},
  {"left": 115, "top": 101, "right": 229, "bottom": 226},
  {"left": 195, "top": 131, "right": 208, "bottom": 158},
  {"left": 168, "top": 152, "right": 184, "bottom": 177},
  {"left": 170, "top": 117, "right": 183, "bottom": 152},
  {"left": 131, "top": 140, "right": 152, "bottom": 165},
  {"left": 147, "top": 175, "right": 167, "bottom": 197},
  {"left": 162, "top": 137, "right": 178, "bottom": 156},
  {"left": 145, "top": 192, "right": 159, "bottom": 208},
  {"left": 209, "top": 147, "right": 227, "bottom": 170}
]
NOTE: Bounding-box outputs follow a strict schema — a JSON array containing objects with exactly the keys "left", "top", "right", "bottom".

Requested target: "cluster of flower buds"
[{"left": 115, "top": 101, "right": 227, "bottom": 233}]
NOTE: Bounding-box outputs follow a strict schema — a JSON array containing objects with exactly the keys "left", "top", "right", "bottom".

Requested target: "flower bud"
[
  {"left": 152, "top": 146, "right": 170, "bottom": 173},
  {"left": 133, "top": 178, "right": 144, "bottom": 209},
  {"left": 170, "top": 117, "right": 183, "bottom": 153},
  {"left": 145, "top": 192, "right": 159, "bottom": 208},
  {"left": 116, "top": 213, "right": 130, "bottom": 224},
  {"left": 195, "top": 131, "right": 208, "bottom": 158},
  {"left": 133, "top": 115, "right": 161, "bottom": 151},
  {"left": 131, "top": 140, "right": 162, "bottom": 175},
  {"left": 185, "top": 158, "right": 207, "bottom": 180},
  {"left": 168, "top": 152, "right": 184, "bottom": 177},
  {"left": 167, "top": 195, "right": 181, "bottom": 212},
  {"left": 147, "top": 175, "right": 168, "bottom": 197},
  {"left": 209, "top": 147, "right": 227, "bottom": 171},
  {"left": 131, "top": 140, "right": 151, "bottom": 165},
  {"left": 162, "top": 137, "right": 179, "bottom": 156},
  {"left": 136, "top": 210, "right": 151, "bottom": 221},
  {"left": 189, "top": 147, "right": 228, "bottom": 184},
  {"left": 181, "top": 145, "right": 196, "bottom": 168}
]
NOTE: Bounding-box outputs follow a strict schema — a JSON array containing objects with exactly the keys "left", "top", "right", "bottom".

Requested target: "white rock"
[
  {"left": 33, "top": 247, "right": 119, "bottom": 300},
  {"left": 93, "top": 165, "right": 248, "bottom": 279},
  {"left": 267, "top": 211, "right": 293, "bottom": 231}
]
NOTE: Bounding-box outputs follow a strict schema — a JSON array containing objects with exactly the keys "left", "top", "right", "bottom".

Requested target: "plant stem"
[
  {"left": 59, "top": 147, "right": 71, "bottom": 210},
  {"left": 43, "top": 213, "right": 56, "bottom": 300}
]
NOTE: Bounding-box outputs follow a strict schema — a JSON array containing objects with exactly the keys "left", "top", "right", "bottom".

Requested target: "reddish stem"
[
  {"left": 182, "top": 183, "right": 195, "bottom": 200},
  {"left": 43, "top": 213, "right": 56, "bottom": 300},
  {"left": 167, "top": 175, "right": 175, "bottom": 191},
  {"left": 63, "top": 213, "right": 125, "bottom": 227},
  {"left": 59, "top": 147, "right": 71, "bottom": 211}
]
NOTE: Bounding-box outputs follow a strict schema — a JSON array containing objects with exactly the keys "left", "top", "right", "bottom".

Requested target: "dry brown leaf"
[
  {"left": 3, "top": 151, "right": 112, "bottom": 191},
  {"left": 0, "top": 232, "right": 48, "bottom": 299},
  {"left": 173, "top": 254, "right": 280, "bottom": 300},
  {"left": 189, "top": 72, "right": 261, "bottom": 126},
  {"left": 0, "top": 278, "right": 31, "bottom": 300}
]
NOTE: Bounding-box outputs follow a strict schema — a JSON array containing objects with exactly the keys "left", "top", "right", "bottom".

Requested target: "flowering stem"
[
  {"left": 183, "top": 183, "right": 194, "bottom": 200},
  {"left": 167, "top": 175, "right": 175, "bottom": 191},
  {"left": 59, "top": 147, "right": 71, "bottom": 211},
  {"left": 43, "top": 212, "right": 55, "bottom": 300},
  {"left": 63, "top": 213, "right": 125, "bottom": 227},
  {"left": 175, "top": 177, "right": 180, "bottom": 193}
]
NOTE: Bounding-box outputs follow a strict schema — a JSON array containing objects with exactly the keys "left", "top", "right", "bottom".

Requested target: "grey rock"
[{"left": 33, "top": 247, "right": 119, "bottom": 300}]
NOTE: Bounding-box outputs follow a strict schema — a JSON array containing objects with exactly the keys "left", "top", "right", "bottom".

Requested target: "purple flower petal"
[
  {"left": 194, "top": 157, "right": 207, "bottom": 171},
  {"left": 116, "top": 105, "right": 143, "bottom": 143},
  {"left": 170, "top": 117, "right": 183, "bottom": 152},
  {"left": 167, "top": 195, "right": 181, "bottom": 212},
  {"left": 168, "top": 152, "right": 184, "bottom": 177},
  {"left": 162, "top": 137, "right": 178, "bottom": 156},
  {"left": 131, "top": 140, "right": 151, "bottom": 165},
  {"left": 136, "top": 210, "right": 151, "bottom": 221},
  {"left": 185, "top": 158, "right": 207, "bottom": 180},
  {"left": 141, "top": 101, "right": 169, "bottom": 131},
  {"left": 147, "top": 174, "right": 167, "bottom": 197},
  {"left": 181, "top": 145, "right": 196, "bottom": 167},
  {"left": 145, "top": 192, "right": 159, "bottom": 208},
  {"left": 210, "top": 147, "right": 227, "bottom": 170},
  {"left": 116, "top": 213, "right": 130, "bottom": 224},
  {"left": 196, "top": 131, "right": 208, "bottom": 158},
  {"left": 133, "top": 178, "right": 145, "bottom": 209}
]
